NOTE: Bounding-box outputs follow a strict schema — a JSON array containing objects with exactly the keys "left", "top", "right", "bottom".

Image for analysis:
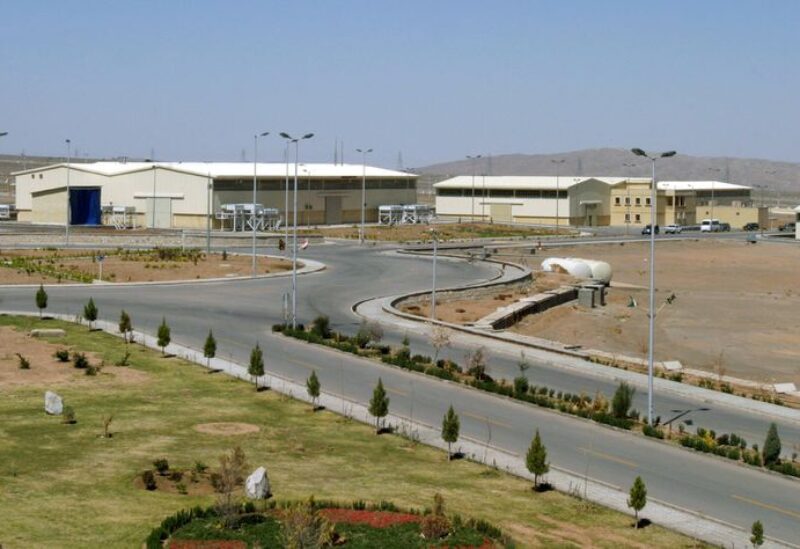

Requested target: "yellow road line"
[
  {"left": 386, "top": 386, "right": 409, "bottom": 397},
  {"left": 731, "top": 494, "right": 800, "bottom": 520},
  {"left": 578, "top": 447, "right": 638, "bottom": 469},
  {"left": 461, "top": 411, "right": 513, "bottom": 430}
]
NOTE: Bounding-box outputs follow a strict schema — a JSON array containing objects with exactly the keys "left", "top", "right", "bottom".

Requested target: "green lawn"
[{"left": 0, "top": 316, "right": 703, "bottom": 548}]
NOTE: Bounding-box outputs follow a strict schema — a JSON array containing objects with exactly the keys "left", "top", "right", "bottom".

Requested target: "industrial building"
[
  {"left": 609, "top": 180, "right": 766, "bottom": 228},
  {"left": 13, "top": 161, "right": 417, "bottom": 229},
  {"left": 434, "top": 175, "right": 763, "bottom": 228},
  {"left": 433, "top": 176, "right": 618, "bottom": 226}
]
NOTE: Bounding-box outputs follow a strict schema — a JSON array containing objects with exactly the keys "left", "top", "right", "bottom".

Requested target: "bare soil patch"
[
  {"left": 0, "top": 326, "right": 147, "bottom": 388},
  {"left": 512, "top": 239, "right": 800, "bottom": 385},
  {"left": 0, "top": 249, "right": 292, "bottom": 284},
  {"left": 303, "top": 222, "right": 569, "bottom": 242},
  {"left": 400, "top": 272, "right": 575, "bottom": 324},
  {"left": 193, "top": 422, "right": 261, "bottom": 436}
]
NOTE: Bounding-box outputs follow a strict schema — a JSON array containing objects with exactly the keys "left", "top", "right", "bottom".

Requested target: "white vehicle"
[
  {"left": 664, "top": 224, "right": 683, "bottom": 234},
  {"left": 700, "top": 218, "right": 721, "bottom": 232}
]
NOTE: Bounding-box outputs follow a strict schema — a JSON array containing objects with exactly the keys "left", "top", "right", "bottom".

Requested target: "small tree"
[
  {"left": 750, "top": 520, "right": 764, "bottom": 547},
  {"left": 203, "top": 329, "right": 217, "bottom": 367},
  {"left": 526, "top": 429, "right": 549, "bottom": 489},
  {"left": 215, "top": 446, "right": 249, "bottom": 527},
  {"left": 157, "top": 317, "right": 171, "bottom": 356},
  {"left": 466, "top": 346, "right": 488, "bottom": 380},
  {"left": 368, "top": 378, "right": 390, "bottom": 433},
  {"left": 763, "top": 422, "right": 782, "bottom": 466},
  {"left": 514, "top": 352, "right": 531, "bottom": 396},
  {"left": 612, "top": 382, "right": 635, "bottom": 419},
  {"left": 249, "top": 343, "right": 265, "bottom": 390},
  {"left": 119, "top": 310, "right": 132, "bottom": 343},
  {"left": 430, "top": 325, "right": 451, "bottom": 364},
  {"left": 306, "top": 370, "right": 321, "bottom": 410},
  {"left": 83, "top": 297, "right": 98, "bottom": 329},
  {"left": 356, "top": 320, "right": 384, "bottom": 349},
  {"left": 35, "top": 284, "right": 48, "bottom": 319},
  {"left": 310, "top": 315, "right": 331, "bottom": 339},
  {"left": 627, "top": 476, "right": 647, "bottom": 528},
  {"left": 441, "top": 405, "right": 460, "bottom": 460}
]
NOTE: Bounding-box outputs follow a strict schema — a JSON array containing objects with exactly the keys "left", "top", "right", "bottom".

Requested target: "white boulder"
[
  {"left": 44, "top": 391, "right": 64, "bottom": 415},
  {"left": 245, "top": 466, "right": 271, "bottom": 500}
]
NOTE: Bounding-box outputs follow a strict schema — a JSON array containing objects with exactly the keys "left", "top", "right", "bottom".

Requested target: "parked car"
[
  {"left": 719, "top": 222, "right": 731, "bottom": 232},
  {"left": 743, "top": 222, "right": 759, "bottom": 231},
  {"left": 641, "top": 224, "right": 660, "bottom": 235},
  {"left": 664, "top": 224, "right": 682, "bottom": 234},
  {"left": 700, "top": 218, "right": 721, "bottom": 232},
  {"left": 779, "top": 222, "right": 796, "bottom": 232}
]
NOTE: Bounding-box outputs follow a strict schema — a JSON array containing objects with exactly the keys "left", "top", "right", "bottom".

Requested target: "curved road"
[{"left": 1, "top": 241, "right": 798, "bottom": 545}]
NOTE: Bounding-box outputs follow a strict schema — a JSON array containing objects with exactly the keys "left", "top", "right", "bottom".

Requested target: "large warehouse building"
[
  {"left": 14, "top": 161, "right": 417, "bottom": 229},
  {"left": 434, "top": 175, "right": 763, "bottom": 228}
]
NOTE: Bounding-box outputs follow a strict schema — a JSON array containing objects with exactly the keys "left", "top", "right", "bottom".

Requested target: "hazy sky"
[{"left": 2, "top": 1, "right": 799, "bottom": 167}]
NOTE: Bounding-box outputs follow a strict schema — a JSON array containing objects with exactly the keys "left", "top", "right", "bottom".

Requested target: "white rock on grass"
[
  {"left": 44, "top": 391, "right": 64, "bottom": 415},
  {"left": 245, "top": 466, "right": 271, "bottom": 500}
]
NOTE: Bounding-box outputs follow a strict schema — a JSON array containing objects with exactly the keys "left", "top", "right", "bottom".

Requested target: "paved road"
[{"left": 1, "top": 241, "right": 798, "bottom": 544}]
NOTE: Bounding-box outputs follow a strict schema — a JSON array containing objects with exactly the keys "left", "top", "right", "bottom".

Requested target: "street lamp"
[
  {"left": 252, "top": 131, "right": 269, "bottom": 277},
  {"left": 283, "top": 142, "right": 291, "bottom": 257},
  {"left": 707, "top": 167, "right": 721, "bottom": 222},
  {"left": 279, "top": 132, "right": 314, "bottom": 329},
  {"left": 630, "top": 147, "right": 677, "bottom": 426},
  {"left": 0, "top": 133, "right": 7, "bottom": 197},
  {"left": 551, "top": 159, "right": 565, "bottom": 231},
  {"left": 467, "top": 155, "right": 482, "bottom": 222},
  {"left": 430, "top": 228, "right": 439, "bottom": 320},
  {"left": 356, "top": 147, "right": 373, "bottom": 244},
  {"left": 65, "top": 139, "right": 72, "bottom": 247}
]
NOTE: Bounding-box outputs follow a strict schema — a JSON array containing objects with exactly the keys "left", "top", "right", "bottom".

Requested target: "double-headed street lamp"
[
  {"left": 551, "top": 159, "right": 565, "bottom": 230},
  {"left": 279, "top": 132, "right": 314, "bottom": 329},
  {"left": 356, "top": 148, "right": 373, "bottom": 244},
  {"left": 467, "top": 155, "right": 482, "bottom": 221},
  {"left": 252, "top": 131, "right": 269, "bottom": 277},
  {"left": 631, "top": 147, "right": 676, "bottom": 426},
  {"left": 65, "top": 139, "right": 72, "bottom": 247}
]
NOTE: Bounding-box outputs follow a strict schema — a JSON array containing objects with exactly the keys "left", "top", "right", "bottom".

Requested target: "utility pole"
[{"left": 356, "top": 148, "right": 373, "bottom": 244}]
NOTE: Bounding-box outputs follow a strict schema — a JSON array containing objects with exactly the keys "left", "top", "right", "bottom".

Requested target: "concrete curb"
[{"left": 2, "top": 310, "right": 791, "bottom": 548}]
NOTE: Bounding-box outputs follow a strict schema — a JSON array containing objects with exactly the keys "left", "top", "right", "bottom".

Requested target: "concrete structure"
[
  {"left": 13, "top": 161, "right": 417, "bottom": 229},
  {"left": 610, "top": 180, "right": 766, "bottom": 229},
  {"left": 434, "top": 176, "right": 618, "bottom": 226}
]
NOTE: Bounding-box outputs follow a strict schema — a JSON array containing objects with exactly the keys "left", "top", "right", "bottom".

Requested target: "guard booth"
[{"left": 69, "top": 188, "right": 101, "bottom": 225}]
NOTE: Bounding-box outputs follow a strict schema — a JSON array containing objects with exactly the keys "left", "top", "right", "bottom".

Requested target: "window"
[
  {"left": 667, "top": 197, "right": 673, "bottom": 207},
  {"left": 645, "top": 197, "right": 651, "bottom": 206},
  {"left": 615, "top": 197, "right": 621, "bottom": 205},
  {"left": 624, "top": 213, "right": 630, "bottom": 222},
  {"left": 625, "top": 197, "right": 630, "bottom": 205},
  {"left": 516, "top": 190, "right": 541, "bottom": 198},
  {"left": 635, "top": 214, "right": 641, "bottom": 223},
  {"left": 635, "top": 197, "right": 641, "bottom": 206}
]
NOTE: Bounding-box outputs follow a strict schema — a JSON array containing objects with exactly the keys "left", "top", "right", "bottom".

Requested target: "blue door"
[{"left": 69, "top": 188, "right": 101, "bottom": 225}]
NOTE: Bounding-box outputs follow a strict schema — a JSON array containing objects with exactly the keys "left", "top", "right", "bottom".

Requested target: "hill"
[{"left": 415, "top": 148, "right": 800, "bottom": 205}]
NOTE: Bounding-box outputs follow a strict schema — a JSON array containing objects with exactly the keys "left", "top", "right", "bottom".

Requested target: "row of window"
[
  {"left": 614, "top": 196, "right": 651, "bottom": 206},
  {"left": 214, "top": 179, "right": 415, "bottom": 192},
  {"left": 436, "top": 189, "right": 568, "bottom": 198}
]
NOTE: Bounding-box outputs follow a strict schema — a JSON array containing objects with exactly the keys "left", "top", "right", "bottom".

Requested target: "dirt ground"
[
  {"left": 303, "top": 222, "right": 569, "bottom": 242},
  {"left": 193, "top": 422, "right": 260, "bottom": 436},
  {"left": 0, "top": 326, "right": 148, "bottom": 388},
  {"left": 0, "top": 249, "right": 292, "bottom": 284},
  {"left": 401, "top": 272, "right": 576, "bottom": 324},
  {"left": 508, "top": 239, "right": 800, "bottom": 385}
]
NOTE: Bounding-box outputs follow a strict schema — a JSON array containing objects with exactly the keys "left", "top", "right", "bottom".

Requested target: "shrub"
[
  {"left": 142, "top": 470, "right": 157, "bottom": 491},
  {"left": 310, "top": 315, "right": 331, "bottom": 339},
  {"left": 420, "top": 493, "right": 451, "bottom": 539},
  {"left": 642, "top": 424, "right": 664, "bottom": 439},
  {"left": 169, "top": 470, "right": 184, "bottom": 482},
  {"left": 16, "top": 353, "right": 31, "bottom": 370},
  {"left": 727, "top": 447, "right": 741, "bottom": 461},
  {"left": 279, "top": 499, "right": 334, "bottom": 548},
  {"left": 85, "top": 363, "right": 100, "bottom": 376},
  {"left": 62, "top": 406, "right": 76, "bottom": 424},
  {"left": 54, "top": 349, "right": 70, "bottom": 362},
  {"left": 176, "top": 482, "right": 187, "bottom": 495},
  {"left": 115, "top": 350, "right": 131, "bottom": 367},
  {"left": 153, "top": 459, "right": 170, "bottom": 475},
  {"left": 513, "top": 376, "right": 529, "bottom": 397},
  {"left": 72, "top": 352, "right": 90, "bottom": 369},
  {"left": 763, "top": 422, "right": 782, "bottom": 466}
]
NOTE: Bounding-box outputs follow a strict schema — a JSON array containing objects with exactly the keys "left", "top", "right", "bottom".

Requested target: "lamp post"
[
  {"left": 707, "top": 167, "right": 721, "bottom": 223},
  {"left": 65, "top": 139, "right": 72, "bottom": 247},
  {"left": 430, "top": 229, "right": 438, "bottom": 320},
  {"left": 284, "top": 142, "right": 290, "bottom": 257},
  {"left": 206, "top": 170, "right": 213, "bottom": 254},
  {"left": 0, "top": 132, "right": 8, "bottom": 197},
  {"left": 467, "top": 155, "right": 482, "bottom": 222},
  {"left": 551, "top": 159, "right": 565, "bottom": 230},
  {"left": 252, "top": 132, "right": 269, "bottom": 277},
  {"left": 631, "top": 147, "right": 677, "bottom": 426},
  {"left": 356, "top": 147, "right": 373, "bottom": 244},
  {"left": 280, "top": 132, "right": 314, "bottom": 329}
]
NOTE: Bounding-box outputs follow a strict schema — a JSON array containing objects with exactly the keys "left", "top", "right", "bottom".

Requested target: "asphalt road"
[{"left": 1, "top": 240, "right": 798, "bottom": 544}]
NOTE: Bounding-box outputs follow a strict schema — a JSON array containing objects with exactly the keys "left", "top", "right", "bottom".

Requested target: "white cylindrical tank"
[
  {"left": 541, "top": 257, "right": 593, "bottom": 279},
  {"left": 581, "top": 259, "right": 613, "bottom": 284}
]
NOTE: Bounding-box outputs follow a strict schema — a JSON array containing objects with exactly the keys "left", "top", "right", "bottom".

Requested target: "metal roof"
[
  {"left": 657, "top": 181, "right": 750, "bottom": 191},
  {"left": 433, "top": 176, "right": 625, "bottom": 190},
  {"left": 12, "top": 161, "right": 416, "bottom": 179}
]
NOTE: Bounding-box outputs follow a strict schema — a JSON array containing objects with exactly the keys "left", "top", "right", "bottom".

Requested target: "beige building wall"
[
  {"left": 695, "top": 204, "right": 766, "bottom": 228},
  {"left": 610, "top": 182, "right": 665, "bottom": 226},
  {"left": 30, "top": 189, "right": 68, "bottom": 224}
]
